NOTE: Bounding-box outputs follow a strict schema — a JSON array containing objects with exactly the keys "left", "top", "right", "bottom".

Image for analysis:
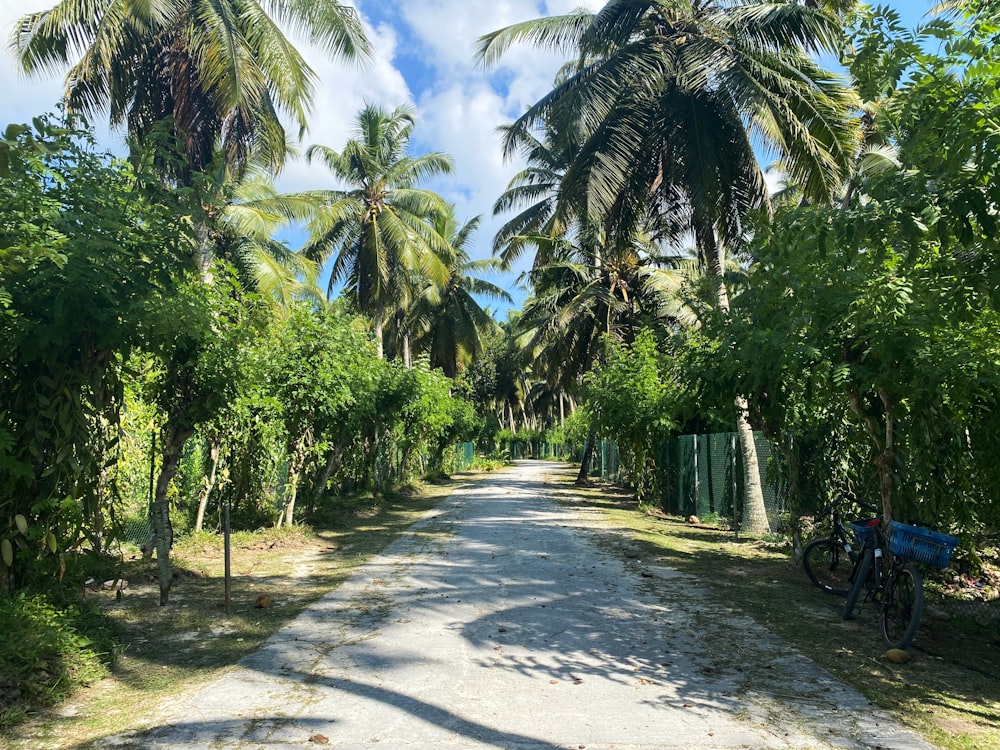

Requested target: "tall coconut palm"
[
  {"left": 10, "top": 0, "right": 370, "bottom": 182},
  {"left": 479, "top": 0, "right": 859, "bottom": 532},
  {"left": 409, "top": 210, "right": 513, "bottom": 377},
  {"left": 303, "top": 103, "right": 454, "bottom": 359}
]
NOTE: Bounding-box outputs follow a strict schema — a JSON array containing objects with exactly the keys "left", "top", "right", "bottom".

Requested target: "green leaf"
[{"left": 4, "top": 123, "right": 30, "bottom": 140}]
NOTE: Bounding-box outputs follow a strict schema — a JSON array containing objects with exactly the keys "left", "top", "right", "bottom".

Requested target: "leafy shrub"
[{"left": 0, "top": 592, "right": 120, "bottom": 727}]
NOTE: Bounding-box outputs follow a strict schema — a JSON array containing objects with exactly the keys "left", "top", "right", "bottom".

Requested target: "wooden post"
[{"left": 224, "top": 496, "right": 231, "bottom": 614}]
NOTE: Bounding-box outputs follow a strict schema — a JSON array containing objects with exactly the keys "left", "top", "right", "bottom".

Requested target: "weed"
[{"left": 0, "top": 592, "right": 121, "bottom": 729}]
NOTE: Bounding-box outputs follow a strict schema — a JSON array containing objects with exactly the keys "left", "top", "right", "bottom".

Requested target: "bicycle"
[
  {"left": 802, "top": 498, "right": 864, "bottom": 596},
  {"left": 842, "top": 518, "right": 958, "bottom": 649}
]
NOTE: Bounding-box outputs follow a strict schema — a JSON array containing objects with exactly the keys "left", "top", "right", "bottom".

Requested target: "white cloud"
[
  {"left": 397, "top": 0, "right": 552, "bottom": 74},
  {"left": 275, "top": 19, "right": 413, "bottom": 194}
]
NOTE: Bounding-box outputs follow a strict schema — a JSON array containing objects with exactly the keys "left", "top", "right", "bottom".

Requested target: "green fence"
[
  {"left": 597, "top": 439, "right": 620, "bottom": 480},
  {"left": 505, "top": 441, "right": 570, "bottom": 460},
  {"left": 455, "top": 441, "right": 475, "bottom": 472},
  {"left": 592, "top": 433, "right": 785, "bottom": 534}
]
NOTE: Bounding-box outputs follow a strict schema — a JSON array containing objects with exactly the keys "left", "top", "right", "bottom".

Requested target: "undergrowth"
[{"left": 0, "top": 591, "right": 121, "bottom": 728}]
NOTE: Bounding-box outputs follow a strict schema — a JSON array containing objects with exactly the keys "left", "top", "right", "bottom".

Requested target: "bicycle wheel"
[
  {"left": 881, "top": 563, "right": 924, "bottom": 649},
  {"left": 842, "top": 548, "right": 872, "bottom": 620},
  {"left": 803, "top": 537, "right": 851, "bottom": 596}
]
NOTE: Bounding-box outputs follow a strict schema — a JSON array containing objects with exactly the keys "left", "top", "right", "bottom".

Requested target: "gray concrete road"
[{"left": 105, "top": 460, "right": 935, "bottom": 749}]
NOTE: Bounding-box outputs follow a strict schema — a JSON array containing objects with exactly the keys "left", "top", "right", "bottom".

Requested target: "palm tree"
[
  {"left": 409, "top": 210, "right": 512, "bottom": 377},
  {"left": 10, "top": 0, "right": 370, "bottom": 182},
  {"left": 303, "top": 103, "right": 455, "bottom": 359},
  {"left": 479, "top": 0, "right": 858, "bottom": 532},
  {"left": 513, "top": 221, "right": 680, "bottom": 477}
]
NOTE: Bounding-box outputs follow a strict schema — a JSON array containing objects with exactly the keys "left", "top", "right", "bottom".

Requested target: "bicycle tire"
[
  {"left": 881, "top": 563, "right": 924, "bottom": 649},
  {"left": 803, "top": 537, "right": 851, "bottom": 596},
  {"left": 842, "top": 548, "right": 873, "bottom": 620}
]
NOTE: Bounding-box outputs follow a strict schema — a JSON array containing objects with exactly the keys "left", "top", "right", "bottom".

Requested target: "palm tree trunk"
[
  {"left": 699, "top": 221, "right": 769, "bottom": 534},
  {"left": 196, "top": 221, "right": 215, "bottom": 284},
  {"left": 576, "top": 432, "right": 596, "bottom": 483},
  {"left": 736, "top": 396, "right": 768, "bottom": 533},
  {"left": 374, "top": 313, "right": 385, "bottom": 360}
]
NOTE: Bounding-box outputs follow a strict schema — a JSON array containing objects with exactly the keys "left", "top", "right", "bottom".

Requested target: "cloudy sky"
[{"left": 0, "top": 0, "right": 929, "bottom": 310}]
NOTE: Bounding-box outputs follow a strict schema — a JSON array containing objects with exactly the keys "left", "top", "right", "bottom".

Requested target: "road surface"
[{"left": 103, "top": 460, "right": 934, "bottom": 749}]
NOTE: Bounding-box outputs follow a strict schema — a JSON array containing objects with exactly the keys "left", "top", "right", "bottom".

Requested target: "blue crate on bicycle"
[
  {"left": 888, "top": 521, "right": 959, "bottom": 568},
  {"left": 849, "top": 517, "right": 880, "bottom": 546}
]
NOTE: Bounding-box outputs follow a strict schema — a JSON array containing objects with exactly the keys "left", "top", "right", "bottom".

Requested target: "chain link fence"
[
  {"left": 589, "top": 432, "right": 785, "bottom": 535},
  {"left": 455, "top": 442, "right": 475, "bottom": 472},
  {"left": 587, "top": 434, "right": 998, "bottom": 625}
]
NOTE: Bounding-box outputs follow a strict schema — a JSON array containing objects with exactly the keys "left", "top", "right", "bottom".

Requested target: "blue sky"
[{"left": 0, "top": 0, "right": 935, "bottom": 311}]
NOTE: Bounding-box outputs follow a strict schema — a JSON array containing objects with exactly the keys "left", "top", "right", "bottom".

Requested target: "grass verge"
[
  {"left": 546, "top": 467, "right": 1000, "bottom": 750},
  {"left": 1, "top": 476, "right": 466, "bottom": 750}
]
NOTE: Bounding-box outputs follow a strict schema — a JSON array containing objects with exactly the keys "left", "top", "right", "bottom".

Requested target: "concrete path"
[{"left": 105, "top": 461, "right": 935, "bottom": 749}]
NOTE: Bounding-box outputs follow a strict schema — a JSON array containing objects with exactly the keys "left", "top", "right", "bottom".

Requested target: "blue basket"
[
  {"left": 888, "top": 521, "right": 958, "bottom": 568},
  {"left": 849, "top": 518, "right": 880, "bottom": 546}
]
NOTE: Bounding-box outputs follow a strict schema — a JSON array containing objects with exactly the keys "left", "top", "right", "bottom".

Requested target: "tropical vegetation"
[{"left": 1, "top": 0, "right": 999, "bottom": 742}]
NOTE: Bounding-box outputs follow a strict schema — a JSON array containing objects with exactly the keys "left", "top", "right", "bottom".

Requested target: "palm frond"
[{"left": 476, "top": 11, "right": 594, "bottom": 69}]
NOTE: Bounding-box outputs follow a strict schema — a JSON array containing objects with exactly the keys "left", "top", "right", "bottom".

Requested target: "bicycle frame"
[
  {"left": 841, "top": 519, "right": 885, "bottom": 618},
  {"left": 843, "top": 521, "right": 926, "bottom": 649}
]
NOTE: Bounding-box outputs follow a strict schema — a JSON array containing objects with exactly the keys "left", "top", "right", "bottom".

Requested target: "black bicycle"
[
  {"left": 842, "top": 519, "right": 958, "bottom": 649},
  {"left": 802, "top": 499, "right": 864, "bottom": 596}
]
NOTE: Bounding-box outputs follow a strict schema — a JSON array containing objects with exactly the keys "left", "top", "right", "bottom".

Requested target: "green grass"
[{"left": 0, "top": 593, "right": 121, "bottom": 728}]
